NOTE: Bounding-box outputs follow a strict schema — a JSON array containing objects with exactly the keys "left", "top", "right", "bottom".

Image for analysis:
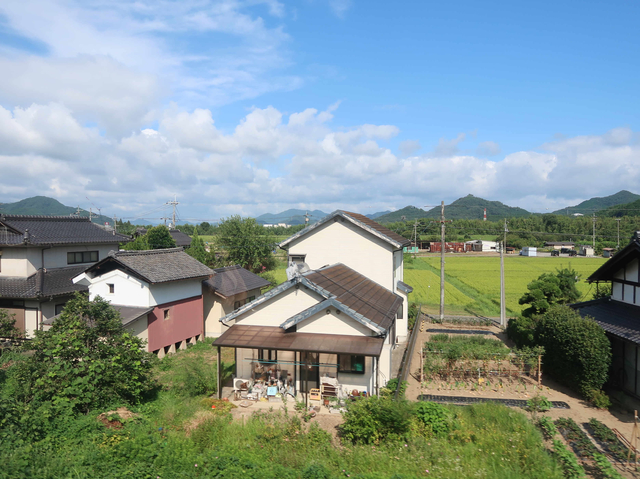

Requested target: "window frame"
[
  {"left": 67, "top": 251, "right": 99, "bottom": 265},
  {"left": 107, "top": 283, "right": 115, "bottom": 294},
  {"left": 258, "top": 349, "right": 277, "bottom": 363},
  {"left": 338, "top": 354, "right": 365, "bottom": 374}
]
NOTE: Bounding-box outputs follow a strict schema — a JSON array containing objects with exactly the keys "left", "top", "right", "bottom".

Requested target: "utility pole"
[
  {"left": 304, "top": 211, "right": 310, "bottom": 225},
  {"left": 413, "top": 220, "right": 418, "bottom": 250},
  {"left": 166, "top": 195, "right": 179, "bottom": 229},
  {"left": 88, "top": 208, "right": 93, "bottom": 222},
  {"left": 616, "top": 218, "right": 622, "bottom": 249},
  {"left": 500, "top": 219, "right": 508, "bottom": 328},
  {"left": 592, "top": 213, "right": 596, "bottom": 249},
  {"left": 113, "top": 215, "right": 118, "bottom": 234},
  {"left": 440, "top": 201, "right": 445, "bottom": 321}
]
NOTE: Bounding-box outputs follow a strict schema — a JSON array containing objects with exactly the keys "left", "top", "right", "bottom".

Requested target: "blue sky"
[{"left": 0, "top": 0, "right": 638, "bottom": 222}]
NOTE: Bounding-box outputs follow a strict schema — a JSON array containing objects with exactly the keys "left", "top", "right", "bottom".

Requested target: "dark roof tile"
[
  {"left": 203, "top": 265, "right": 271, "bottom": 298},
  {"left": 573, "top": 298, "right": 640, "bottom": 344},
  {"left": 0, "top": 265, "right": 88, "bottom": 299}
]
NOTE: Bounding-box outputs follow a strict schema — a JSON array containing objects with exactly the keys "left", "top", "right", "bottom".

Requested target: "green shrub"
[
  {"left": 0, "top": 309, "right": 21, "bottom": 338},
  {"left": 302, "top": 463, "right": 331, "bottom": 479},
  {"left": 408, "top": 303, "right": 419, "bottom": 330},
  {"left": 381, "top": 378, "right": 408, "bottom": 398},
  {"left": 414, "top": 401, "right": 455, "bottom": 437},
  {"left": 535, "top": 305, "right": 611, "bottom": 396},
  {"left": 340, "top": 397, "right": 414, "bottom": 444},
  {"left": 506, "top": 316, "right": 537, "bottom": 347},
  {"left": 527, "top": 394, "right": 552, "bottom": 413},
  {"left": 586, "top": 389, "right": 611, "bottom": 409}
]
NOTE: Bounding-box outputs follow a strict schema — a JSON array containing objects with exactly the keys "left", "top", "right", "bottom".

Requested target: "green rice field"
[
  {"left": 408, "top": 255, "right": 607, "bottom": 316},
  {"left": 274, "top": 255, "right": 607, "bottom": 317}
]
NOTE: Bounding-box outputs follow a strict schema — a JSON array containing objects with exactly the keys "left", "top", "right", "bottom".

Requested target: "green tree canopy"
[
  {"left": 25, "top": 293, "right": 155, "bottom": 412},
  {"left": 0, "top": 309, "right": 20, "bottom": 338},
  {"left": 185, "top": 229, "right": 209, "bottom": 265},
  {"left": 216, "top": 215, "right": 276, "bottom": 273},
  {"left": 123, "top": 225, "right": 176, "bottom": 251},
  {"left": 519, "top": 267, "right": 581, "bottom": 317}
]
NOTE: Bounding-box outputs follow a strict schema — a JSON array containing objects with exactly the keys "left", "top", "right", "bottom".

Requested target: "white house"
[
  {"left": 573, "top": 231, "right": 640, "bottom": 398},
  {"left": 0, "top": 214, "right": 129, "bottom": 337},
  {"left": 212, "top": 263, "right": 403, "bottom": 398},
  {"left": 71, "top": 248, "right": 214, "bottom": 356},
  {"left": 278, "top": 210, "right": 412, "bottom": 342}
]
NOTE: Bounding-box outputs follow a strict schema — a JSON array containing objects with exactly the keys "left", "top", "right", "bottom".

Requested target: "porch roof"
[{"left": 213, "top": 324, "right": 384, "bottom": 357}]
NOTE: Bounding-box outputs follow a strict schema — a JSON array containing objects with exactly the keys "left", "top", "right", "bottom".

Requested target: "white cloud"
[
  {"left": 432, "top": 132, "right": 466, "bottom": 157},
  {"left": 328, "top": 0, "right": 352, "bottom": 18},
  {"left": 399, "top": 140, "right": 421, "bottom": 157},
  {"left": 476, "top": 140, "right": 501, "bottom": 157}
]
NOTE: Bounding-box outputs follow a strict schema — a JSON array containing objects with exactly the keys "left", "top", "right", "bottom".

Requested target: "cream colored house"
[
  {"left": 279, "top": 210, "right": 412, "bottom": 342},
  {"left": 213, "top": 263, "right": 403, "bottom": 397},
  {"left": 202, "top": 265, "right": 271, "bottom": 338}
]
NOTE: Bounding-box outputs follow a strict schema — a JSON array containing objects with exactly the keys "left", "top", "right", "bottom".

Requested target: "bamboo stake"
[{"left": 537, "top": 355, "right": 542, "bottom": 386}]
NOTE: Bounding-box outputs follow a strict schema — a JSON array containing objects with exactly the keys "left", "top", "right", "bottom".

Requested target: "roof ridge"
[
  {"left": 2, "top": 214, "right": 90, "bottom": 222},
  {"left": 114, "top": 247, "right": 184, "bottom": 256}
]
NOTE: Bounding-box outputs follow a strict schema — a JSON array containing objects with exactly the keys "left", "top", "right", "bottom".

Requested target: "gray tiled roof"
[
  {"left": 0, "top": 265, "right": 88, "bottom": 299},
  {"left": 85, "top": 248, "right": 214, "bottom": 284},
  {"left": 203, "top": 265, "right": 271, "bottom": 298},
  {"left": 170, "top": 230, "right": 192, "bottom": 248},
  {"left": 573, "top": 298, "right": 640, "bottom": 344},
  {"left": 0, "top": 214, "right": 129, "bottom": 246},
  {"left": 279, "top": 210, "right": 411, "bottom": 250}
]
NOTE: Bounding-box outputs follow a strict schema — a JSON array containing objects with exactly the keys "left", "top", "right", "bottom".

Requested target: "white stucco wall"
[
  {"left": 611, "top": 260, "right": 640, "bottom": 305},
  {"left": 235, "top": 285, "right": 323, "bottom": 327},
  {"left": 0, "top": 247, "right": 41, "bottom": 277},
  {"left": 43, "top": 244, "right": 115, "bottom": 269},
  {"left": 203, "top": 287, "right": 262, "bottom": 337},
  {"left": 86, "top": 270, "right": 150, "bottom": 307},
  {"left": 149, "top": 279, "right": 203, "bottom": 306},
  {"left": 626, "top": 259, "right": 639, "bottom": 283},
  {"left": 287, "top": 219, "right": 396, "bottom": 291},
  {"left": 297, "top": 308, "right": 373, "bottom": 337}
]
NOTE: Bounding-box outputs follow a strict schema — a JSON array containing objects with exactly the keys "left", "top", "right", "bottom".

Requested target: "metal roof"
[
  {"left": 573, "top": 298, "right": 640, "bottom": 344},
  {"left": 83, "top": 248, "right": 214, "bottom": 284},
  {"left": 203, "top": 265, "right": 271, "bottom": 298},
  {"left": 278, "top": 210, "right": 411, "bottom": 250},
  {"left": 213, "top": 325, "right": 385, "bottom": 356},
  {"left": 0, "top": 214, "right": 129, "bottom": 246}
]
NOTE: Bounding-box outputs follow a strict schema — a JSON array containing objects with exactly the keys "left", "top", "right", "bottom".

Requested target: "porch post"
[
  {"left": 375, "top": 355, "right": 380, "bottom": 396},
  {"left": 216, "top": 345, "right": 221, "bottom": 399}
]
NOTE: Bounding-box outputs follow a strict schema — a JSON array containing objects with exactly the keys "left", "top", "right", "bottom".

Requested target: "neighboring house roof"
[
  {"left": 213, "top": 324, "right": 385, "bottom": 356},
  {"left": 279, "top": 210, "right": 411, "bottom": 250},
  {"left": 573, "top": 298, "right": 640, "bottom": 345},
  {"left": 587, "top": 234, "right": 640, "bottom": 282},
  {"left": 203, "top": 265, "right": 271, "bottom": 298},
  {"left": 0, "top": 265, "right": 87, "bottom": 299},
  {"left": 220, "top": 263, "right": 402, "bottom": 336},
  {"left": 43, "top": 304, "right": 153, "bottom": 327},
  {"left": 169, "top": 229, "right": 192, "bottom": 248},
  {"left": 397, "top": 281, "right": 413, "bottom": 294},
  {"left": 0, "top": 214, "right": 129, "bottom": 246},
  {"left": 82, "top": 248, "right": 214, "bottom": 284},
  {"left": 545, "top": 242, "right": 575, "bottom": 246}
]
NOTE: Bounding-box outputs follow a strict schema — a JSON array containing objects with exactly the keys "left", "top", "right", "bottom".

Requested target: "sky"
[{"left": 0, "top": 0, "right": 639, "bottom": 223}]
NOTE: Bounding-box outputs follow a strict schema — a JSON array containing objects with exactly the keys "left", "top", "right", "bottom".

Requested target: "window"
[
  {"left": 397, "top": 305, "right": 403, "bottom": 319},
  {"left": 67, "top": 251, "right": 99, "bottom": 264},
  {"left": 258, "top": 349, "right": 277, "bottom": 363},
  {"left": 338, "top": 355, "right": 365, "bottom": 374},
  {"left": 55, "top": 303, "right": 66, "bottom": 315},
  {"left": 163, "top": 309, "right": 171, "bottom": 321},
  {"left": 107, "top": 283, "right": 115, "bottom": 294},
  {"left": 233, "top": 296, "right": 256, "bottom": 310}
]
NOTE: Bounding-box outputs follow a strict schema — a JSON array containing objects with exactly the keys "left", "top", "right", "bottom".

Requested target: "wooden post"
[
  {"left": 628, "top": 411, "right": 639, "bottom": 467},
  {"left": 537, "top": 355, "right": 542, "bottom": 386},
  {"left": 420, "top": 349, "right": 424, "bottom": 384},
  {"left": 216, "top": 346, "right": 221, "bottom": 399}
]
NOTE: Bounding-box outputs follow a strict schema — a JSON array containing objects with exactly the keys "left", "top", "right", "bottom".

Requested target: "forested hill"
[
  {"left": 255, "top": 209, "right": 327, "bottom": 226},
  {"left": 423, "top": 195, "right": 531, "bottom": 221},
  {"left": 373, "top": 206, "right": 426, "bottom": 223},
  {"left": 0, "top": 196, "right": 113, "bottom": 225},
  {"left": 600, "top": 198, "right": 640, "bottom": 217},
  {"left": 552, "top": 190, "right": 640, "bottom": 215}
]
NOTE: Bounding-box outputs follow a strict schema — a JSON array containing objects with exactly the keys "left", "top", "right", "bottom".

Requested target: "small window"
[
  {"left": 247, "top": 296, "right": 255, "bottom": 302},
  {"left": 55, "top": 303, "right": 66, "bottom": 315},
  {"left": 397, "top": 305, "right": 403, "bottom": 320},
  {"left": 67, "top": 251, "right": 99, "bottom": 264},
  {"left": 234, "top": 300, "right": 242, "bottom": 310},
  {"left": 338, "top": 355, "right": 365, "bottom": 374},
  {"left": 164, "top": 309, "right": 170, "bottom": 321},
  {"left": 107, "top": 283, "right": 115, "bottom": 294}
]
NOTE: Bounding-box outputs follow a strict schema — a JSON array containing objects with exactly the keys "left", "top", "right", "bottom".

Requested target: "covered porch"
[{"left": 212, "top": 325, "right": 385, "bottom": 404}]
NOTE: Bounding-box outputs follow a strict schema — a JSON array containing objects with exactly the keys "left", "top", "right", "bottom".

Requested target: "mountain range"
[
  {"left": 255, "top": 209, "right": 328, "bottom": 226},
  {"left": 0, "top": 196, "right": 115, "bottom": 226},
  {"left": 551, "top": 190, "right": 640, "bottom": 215}
]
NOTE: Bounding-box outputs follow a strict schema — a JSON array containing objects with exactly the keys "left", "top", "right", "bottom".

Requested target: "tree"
[
  {"left": 146, "top": 225, "right": 176, "bottom": 249},
  {"left": 0, "top": 309, "right": 20, "bottom": 338},
  {"left": 535, "top": 305, "right": 611, "bottom": 396},
  {"left": 519, "top": 267, "right": 580, "bottom": 317},
  {"left": 26, "top": 293, "right": 155, "bottom": 412},
  {"left": 122, "top": 234, "right": 150, "bottom": 251},
  {"left": 185, "top": 229, "right": 209, "bottom": 265},
  {"left": 216, "top": 215, "right": 277, "bottom": 273}
]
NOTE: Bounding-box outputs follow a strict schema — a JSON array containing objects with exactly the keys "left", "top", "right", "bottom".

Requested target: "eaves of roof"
[{"left": 588, "top": 240, "right": 640, "bottom": 282}]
